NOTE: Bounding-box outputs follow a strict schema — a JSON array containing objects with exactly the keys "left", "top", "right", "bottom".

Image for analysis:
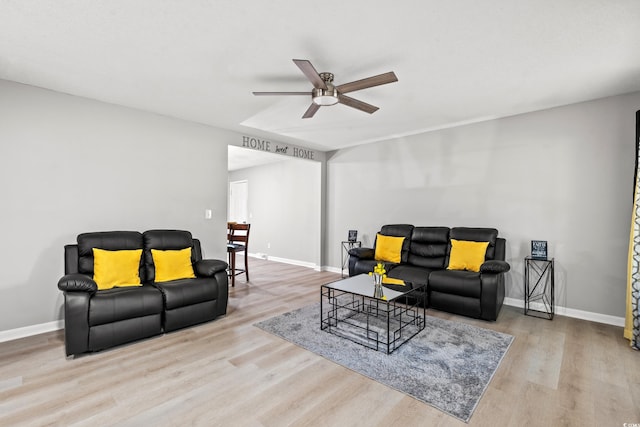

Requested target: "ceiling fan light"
[
  {"left": 312, "top": 87, "right": 339, "bottom": 106},
  {"left": 313, "top": 95, "right": 339, "bottom": 106}
]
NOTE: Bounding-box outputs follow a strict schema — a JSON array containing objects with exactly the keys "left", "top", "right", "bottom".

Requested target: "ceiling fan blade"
[
  {"left": 336, "top": 71, "right": 398, "bottom": 94},
  {"left": 293, "top": 59, "right": 327, "bottom": 90},
  {"left": 338, "top": 94, "right": 379, "bottom": 114},
  {"left": 253, "top": 91, "right": 310, "bottom": 96},
  {"left": 302, "top": 103, "right": 321, "bottom": 119}
]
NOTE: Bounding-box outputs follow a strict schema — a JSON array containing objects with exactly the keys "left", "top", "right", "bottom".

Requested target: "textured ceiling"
[{"left": 1, "top": 1, "right": 640, "bottom": 152}]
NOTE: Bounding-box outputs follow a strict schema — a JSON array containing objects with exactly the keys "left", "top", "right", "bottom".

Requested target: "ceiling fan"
[{"left": 252, "top": 59, "right": 398, "bottom": 119}]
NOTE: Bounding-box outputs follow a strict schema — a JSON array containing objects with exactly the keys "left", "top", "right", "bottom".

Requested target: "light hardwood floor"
[{"left": 1, "top": 258, "right": 638, "bottom": 427}]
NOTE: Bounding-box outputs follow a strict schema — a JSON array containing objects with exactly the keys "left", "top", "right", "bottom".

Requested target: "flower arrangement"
[
  {"left": 369, "top": 263, "right": 386, "bottom": 298},
  {"left": 369, "top": 262, "right": 387, "bottom": 278}
]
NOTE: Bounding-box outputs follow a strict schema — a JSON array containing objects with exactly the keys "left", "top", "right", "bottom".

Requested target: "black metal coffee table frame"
[{"left": 320, "top": 275, "right": 426, "bottom": 354}]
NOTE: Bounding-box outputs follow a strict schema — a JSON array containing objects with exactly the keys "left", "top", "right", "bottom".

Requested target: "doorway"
[
  {"left": 228, "top": 180, "right": 248, "bottom": 223},
  {"left": 227, "top": 145, "right": 322, "bottom": 269}
]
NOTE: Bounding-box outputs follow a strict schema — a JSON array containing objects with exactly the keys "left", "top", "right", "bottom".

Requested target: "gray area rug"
[{"left": 254, "top": 300, "right": 513, "bottom": 422}]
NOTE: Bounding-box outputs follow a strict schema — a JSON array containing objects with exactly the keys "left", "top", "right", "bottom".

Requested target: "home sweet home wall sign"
[{"left": 239, "top": 135, "right": 321, "bottom": 161}]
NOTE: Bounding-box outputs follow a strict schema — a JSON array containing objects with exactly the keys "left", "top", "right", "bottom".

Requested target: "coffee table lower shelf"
[{"left": 320, "top": 284, "right": 426, "bottom": 354}]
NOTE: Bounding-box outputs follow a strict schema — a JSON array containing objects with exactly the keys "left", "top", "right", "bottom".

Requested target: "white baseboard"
[
  {"left": 0, "top": 320, "right": 63, "bottom": 344},
  {"left": 248, "top": 253, "right": 320, "bottom": 271},
  {"left": 503, "top": 297, "right": 625, "bottom": 327}
]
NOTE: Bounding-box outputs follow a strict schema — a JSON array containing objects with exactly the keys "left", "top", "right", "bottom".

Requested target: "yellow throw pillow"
[
  {"left": 152, "top": 247, "right": 196, "bottom": 283},
  {"left": 92, "top": 248, "right": 143, "bottom": 290},
  {"left": 374, "top": 234, "right": 405, "bottom": 264},
  {"left": 447, "top": 239, "right": 490, "bottom": 272}
]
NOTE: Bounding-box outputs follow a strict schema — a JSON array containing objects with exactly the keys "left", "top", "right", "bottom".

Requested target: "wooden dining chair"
[{"left": 227, "top": 222, "right": 250, "bottom": 287}]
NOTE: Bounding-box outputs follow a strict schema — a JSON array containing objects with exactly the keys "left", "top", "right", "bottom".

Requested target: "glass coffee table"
[{"left": 320, "top": 274, "right": 426, "bottom": 354}]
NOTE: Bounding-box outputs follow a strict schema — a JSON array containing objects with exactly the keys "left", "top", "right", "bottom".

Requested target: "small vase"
[{"left": 373, "top": 273, "right": 384, "bottom": 298}]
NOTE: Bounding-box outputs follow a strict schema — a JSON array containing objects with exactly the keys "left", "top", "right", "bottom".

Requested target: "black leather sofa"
[
  {"left": 348, "top": 224, "right": 510, "bottom": 321},
  {"left": 57, "top": 230, "right": 228, "bottom": 356}
]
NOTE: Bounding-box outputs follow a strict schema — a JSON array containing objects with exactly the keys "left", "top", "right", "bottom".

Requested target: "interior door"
[{"left": 229, "top": 180, "right": 248, "bottom": 223}]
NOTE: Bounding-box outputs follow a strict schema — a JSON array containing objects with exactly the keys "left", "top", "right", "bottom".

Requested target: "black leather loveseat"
[
  {"left": 349, "top": 224, "right": 510, "bottom": 321},
  {"left": 57, "top": 229, "right": 228, "bottom": 356}
]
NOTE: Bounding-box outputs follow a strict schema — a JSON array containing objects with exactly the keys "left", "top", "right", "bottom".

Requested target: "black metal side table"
[
  {"left": 341, "top": 241, "right": 361, "bottom": 277},
  {"left": 524, "top": 257, "right": 555, "bottom": 320}
]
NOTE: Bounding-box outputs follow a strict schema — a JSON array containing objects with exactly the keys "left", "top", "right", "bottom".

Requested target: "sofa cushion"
[
  {"left": 153, "top": 277, "right": 219, "bottom": 310},
  {"left": 429, "top": 270, "right": 482, "bottom": 298},
  {"left": 92, "top": 248, "right": 143, "bottom": 290},
  {"left": 352, "top": 259, "right": 398, "bottom": 276},
  {"left": 89, "top": 285, "right": 163, "bottom": 326},
  {"left": 144, "top": 229, "right": 194, "bottom": 249},
  {"left": 374, "top": 234, "right": 405, "bottom": 263},
  {"left": 379, "top": 224, "right": 414, "bottom": 263},
  {"left": 387, "top": 264, "right": 431, "bottom": 286},
  {"left": 449, "top": 227, "right": 499, "bottom": 262},
  {"left": 407, "top": 227, "right": 450, "bottom": 269},
  {"left": 143, "top": 230, "right": 195, "bottom": 282},
  {"left": 446, "top": 240, "right": 490, "bottom": 272},
  {"left": 151, "top": 248, "right": 196, "bottom": 282},
  {"left": 77, "top": 231, "right": 144, "bottom": 279}
]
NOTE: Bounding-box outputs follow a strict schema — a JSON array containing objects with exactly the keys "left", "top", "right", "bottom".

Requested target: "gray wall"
[
  {"left": 0, "top": 80, "right": 232, "bottom": 332},
  {"left": 2, "top": 76, "right": 637, "bottom": 333},
  {"left": 229, "top": 158, "right": 322, "bottom": 267},
  {"left": 326, "top": 92, "right": 640, "bottom": 318}
]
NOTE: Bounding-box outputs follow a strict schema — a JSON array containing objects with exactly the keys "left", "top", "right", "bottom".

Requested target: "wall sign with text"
[{"left": 238, "top": 135, "right": 322, "bottom": 161}]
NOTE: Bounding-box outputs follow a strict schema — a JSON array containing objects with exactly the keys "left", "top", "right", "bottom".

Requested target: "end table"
[
  {"left": 341, "top": 241, "right": 361, "bottom": 277},
  {"left": 524, "top": 256, "right": 555, "bottom": 320}
]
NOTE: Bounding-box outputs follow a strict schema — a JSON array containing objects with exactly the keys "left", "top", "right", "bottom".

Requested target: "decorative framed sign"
[
  {"left": 348, "top": 230, "right": 358, "bottom": 242},
  {"left": 531, "top": 240, "right": 548, "bottom": 260}
]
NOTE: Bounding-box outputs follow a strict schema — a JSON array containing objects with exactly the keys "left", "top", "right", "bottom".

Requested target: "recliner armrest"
[
  {"left": 195, "top": 259, "right": 228, "bottom": 277},
  {"left": 480, "top": 260, "right": 511, "bottom": 274},
  {"left": 348, "top": 247, "right": 375, "bottom": 259},
  {"left": 58, "top": 274, "right": 98, "bottom": 293}
]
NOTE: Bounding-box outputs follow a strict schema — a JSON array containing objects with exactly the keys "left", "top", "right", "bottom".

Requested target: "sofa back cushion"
[
  {"left": 143, "top": 230, "right": 195, "bottom": 282},
  {"left": 77, "top": 231, "right": 145, "bottom": 280},
  {"left": 447, "top": 227, "right": 499, "bottom": 265},
  {"left": 377, "top": 224, "right": 414, "bottom": 264},
  {"left": 407, "top": 227, "right": 450, "bottom": 269}
]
